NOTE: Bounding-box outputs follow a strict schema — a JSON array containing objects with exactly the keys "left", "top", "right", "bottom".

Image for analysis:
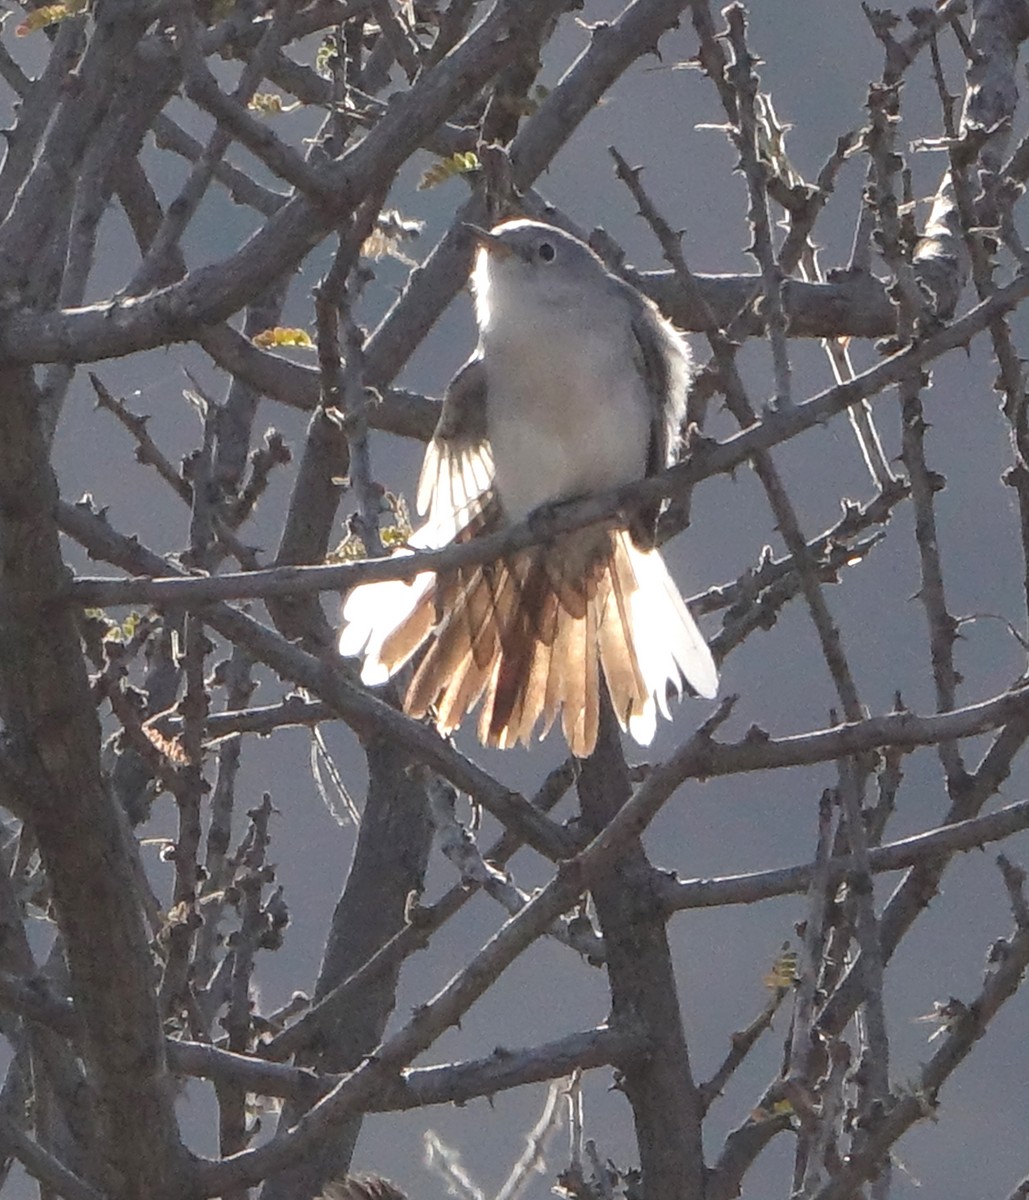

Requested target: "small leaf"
[
  {"left": 329, "top": 493, "right": 412, "bottom": 562},
  {"left": 362, "top": 210, "right": 424, "bottom": 265},
  {"left": 247, "top": 93, "right": 300, "bottom": 115},
  {"left": 750, "top": 1097, "right": 795, "bottom": 1121},
  {"left": 16, "top": 0, "right": 87, "bottom": 35},
  {"left": 252, "top": 327, "right": 315, "bottom": 349},
  {"left": 417, "top": 151, "right": 480, "bottom": 190},
  {"left": 315, "top": 37, "right": 338, "bottom": 77},
  {"left": 120, "top": 610, "right": 142, "bottom": 641},
  {"left": 144, "top": 726, "right": 188, "bottom": 766},
  {"left": 104, "top": 610, "right": 142, "bottom": 644},
  {"left": 380, "top": 523, "right": 411, "bottom": 548},
  {"left": 762, "top": 942, "right": 798, "bottom": 992}
]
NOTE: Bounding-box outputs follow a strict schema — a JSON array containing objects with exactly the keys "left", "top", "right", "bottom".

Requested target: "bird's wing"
[
  {"left": 415, "top": 355, "right": 496, "bottom": 547},
  {"left": 627, "top": 291, "right": 691, "bottom": 548},
  {"left": 340, "top": 359, "right": 494, "bottom": 683}
]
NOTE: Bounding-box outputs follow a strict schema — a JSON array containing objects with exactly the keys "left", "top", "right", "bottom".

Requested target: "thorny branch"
[{"left": 0, "top": 4, "right": 1029, "bottom": 1200}]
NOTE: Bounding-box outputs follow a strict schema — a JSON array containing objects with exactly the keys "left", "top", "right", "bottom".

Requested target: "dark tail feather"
[{"left": 486, "top": 555, "right": 554, "bottom": 746}]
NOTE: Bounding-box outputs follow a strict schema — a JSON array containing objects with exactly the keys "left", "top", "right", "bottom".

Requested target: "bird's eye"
[{"left": 537, "top": 241, "right": 556, "bottom": 262}]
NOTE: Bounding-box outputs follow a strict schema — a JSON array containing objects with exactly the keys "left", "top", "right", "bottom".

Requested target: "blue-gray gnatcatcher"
[{"left": 339, "top": 218, "right": 718, "bottom": 757}]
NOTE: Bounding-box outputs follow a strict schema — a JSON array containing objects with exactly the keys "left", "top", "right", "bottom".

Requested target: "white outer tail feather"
[
  {"left": 338, "top": 559, "right": 433, "bottom": 686},
  {"left": 614, "top": 534, "right": 718, "bottom": 746}
]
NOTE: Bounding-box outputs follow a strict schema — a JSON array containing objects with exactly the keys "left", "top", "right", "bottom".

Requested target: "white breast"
[{"left": 483, "top": 293, "right": 650, "bottom": 525}]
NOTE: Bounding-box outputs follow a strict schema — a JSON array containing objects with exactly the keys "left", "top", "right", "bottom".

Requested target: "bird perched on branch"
[{"left": 339, "top": 218, "right": 717, "bottom": 757}]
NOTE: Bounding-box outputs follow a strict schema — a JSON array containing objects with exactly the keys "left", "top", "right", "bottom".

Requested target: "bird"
[{"left": 338, "top": 218, "right": 717, "bottom": 757}]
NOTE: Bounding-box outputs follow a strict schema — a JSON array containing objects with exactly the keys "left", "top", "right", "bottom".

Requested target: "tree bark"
[
  {"left": 0, "top": 367, "right": 191, "bottom": 1199},
  {"left": 577, "top": 695, "right": 706, "bottom": 1200}
]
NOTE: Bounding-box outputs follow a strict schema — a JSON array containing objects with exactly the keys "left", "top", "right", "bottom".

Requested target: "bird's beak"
[{"left": 464, "top": 224, "right": 518, "bottom": 260}]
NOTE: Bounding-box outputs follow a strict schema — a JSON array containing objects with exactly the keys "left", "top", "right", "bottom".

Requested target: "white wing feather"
[{"left": 339, "top": 357, "right": 496, "bottom": 680}]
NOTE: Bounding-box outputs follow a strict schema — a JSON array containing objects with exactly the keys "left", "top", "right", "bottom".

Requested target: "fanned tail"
[
  {"left": 338, "top": 525, "right": 717, "bottom": 757},
  {"left": 598, "top": 529, "right": 718, "bottom": 748}
]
